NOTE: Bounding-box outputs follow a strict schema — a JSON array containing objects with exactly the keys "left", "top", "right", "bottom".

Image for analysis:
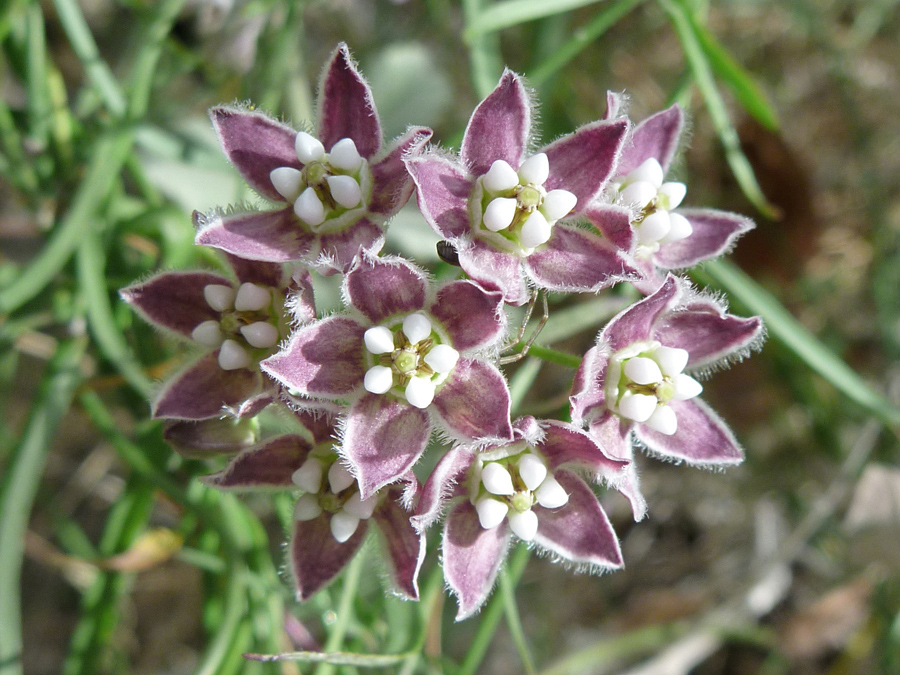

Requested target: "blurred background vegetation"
[{"left": 1, "top": 0, "right": 900, "bottom": 674}]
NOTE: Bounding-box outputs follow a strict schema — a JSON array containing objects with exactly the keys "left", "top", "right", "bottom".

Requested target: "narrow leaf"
[{"left": 464, "top": 0, "right": 605, "bottom": 39}]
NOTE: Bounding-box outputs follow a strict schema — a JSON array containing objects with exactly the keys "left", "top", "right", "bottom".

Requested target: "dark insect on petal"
[{"left": 437, "top": 240, "right": 461, "bottom": 266}]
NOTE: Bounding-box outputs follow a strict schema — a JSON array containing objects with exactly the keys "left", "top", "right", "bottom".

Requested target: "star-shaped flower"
[
  {"left": 121, "top": 255, "right": 313, "bottom": 420},
  {"left": 261, "top": 251, "right": 514, "bottom": 499},
  {"left": 406, "top": 71, "right": 638, "bottom": 306},
  {"left": 570, "top": 274, "right": 763, "bottom": 465},
  {"left": 195, "top": 43, "right": 432, "bottom": 273}
]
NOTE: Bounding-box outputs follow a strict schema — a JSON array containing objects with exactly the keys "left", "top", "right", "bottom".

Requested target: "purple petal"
[
  {"left": 121, "top": 271, "right": 229, "bottom": 339},
  {"left": 343, "top": 253, "right": 427, "bottom": 324},
  {"left": 230, "top": 390, "right": 275, "bottom": 418},
  {"left": 261, "top": 316, "right": 366, "bottom": 398},
  {"left": 195, "top": 207, "right": 315, "bottom": 263},
  {"left": 603, "top": 90, "right": 626, "bottom": 120},
  {"left": 525, "top": 224, "right": 637, "bottom": 293},
  {"left": 369, "top": 127, "right": 433, "bottom": 217},
  {"left": 634, "top": 398, "right": 744, "bottom": 465},
  {"left": 442, "top": 501, "right": 510, "bottom": 620},
  {"left": 372, "top": 487, "right": 426, "bottom": 600},
  {"left": 413, "top": 446, "right": 475, "bottom": 532},
  {"left": 316, "top": 217, "right": 385, "bottom": 274},
  {"left": 433, "top": 358, "right": 513, "bottom": 442},
  {"left": 584, "top": 204, "right": 635, "bottom": 253},
  {"left": 429, "top": 281, "right": 505, "bottom": 352},
  {"left": 543, "top": 119, "right": 628, "bottom": 211},
  {"left": 152, "top": 354, "right": 260, "bottom": 420},
  {"left": 539, "top": 420, "right": 626, "bottom": 478},
  {"left": 225, "top": 252, "right": 286, "bottom": 288},
  {"left": 162, "top": 418, "right": 257, "bottom": 459},
  {"left": 342, "top": 394, "right": 430, "bottom": 499},
  {"left": 286, "top": 269, "right": 317, "bottom": 324},
  {"left": 406, "top": 155, "right": 475, "bottom": 239},
  {"left": 203, "top": 434, "right": 312, "bottom": 489},
  {"left": 569, "top": 344, "right": 608, "bottom": 427},
  {"left": 317, "top": 43, "right": 381, "bottom": 159},
  {"left": 618, "top": 105, "right": 684, "bottom": 177},
  {"left": 292, "top": 407, "right": 339, "bottom": 445},
  {"left": 461, "top": 70, "right": 531, "bottom": 176},
  {"left": 534, "top": 471, "right": 623, "bottom": 568},
  {"left": 210, "top": 106, "right": 299, "bottom": 202},
  {"left": 603, "top": 274, "right": 681, "bottom": 351},
  {"left": 654, "top": 304, "right": 763, "bottom": 368},
  {"left": 456, "top": 240, "right": 529, "bottom": 307},
  {"left": 290, "top": 515, "right": 368, "bottom": 601},
  {"left": 654, "top": 209, "right": 755, "bottom": 269},
  {"left": 587, "top": 412, "right": 633, "bottom": 462}
]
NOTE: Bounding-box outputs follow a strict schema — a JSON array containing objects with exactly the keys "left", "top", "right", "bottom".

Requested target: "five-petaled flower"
[
  {"left": 406, "top": 70, "right": 639, "bottom": 306},
  {"left": 261, "top": 252, "right": 515, "bottom": 499},
  {"left": 195, "top": 43, "right": 432, "bottom": 274}
]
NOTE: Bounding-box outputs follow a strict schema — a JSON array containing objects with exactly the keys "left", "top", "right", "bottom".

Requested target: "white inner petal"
[
  {"left": 481, "top": 462, "right": 515, "bottom": 496},
  {"left": 659, "top": 212, "right": 693, "bottom": 245},
  {"left": 295, "top": 131, "right": 325, "bottom": 164},
  {"left": 653, "top": 346, "right": 689, "bottom": 377},
  {"left": 658, "top": 181, "right": 687, "bottom": 210},
  {"left": 673, "top": 373, "right": 703, "bottom": 400},
  {"left": 535, "top": 475, "right": 569, "bottom": 509},
  {"left": 292, "top": 458, "right": 324, "bottom": 494},
  {"left": 328, "top": 138, "right": 363, "bottom": 172},
  {"left": 328, "top": 462, "right": 356, "bottom": 494},
  {"left": 645, "top": 405, "right": 678, "bottom": 435},
  {"left": 218, "top": 339, "right": 251, "bottom": 370},
  {"left": 508, "top": 509, "right": 539, "bottom": 541},
  {"left": 518, "top": 153, "right": 549, "bottom": 186},
  {"left": 240, "top": 321, "right": 279, "bottom": 348},
  {"left": 618, "top": 392, "right": 658, "bottom": 423},
  {"left": 364, "top": 365, "right": 394, "bottom": 394},
  {"left": 404, "top": 376, "right": 435, "bottom": 409},
  {"left": 423, "top": 344, "right": 459, "bottom": 374},
  {"left": 483, "top": 197, "right": 517, "bottom": 232},
  {"left": 343, "top": 491, "right": 379, "bottom": 520},
  {"left": 636, "top": 210, "right": 670, "bottom": 245},
  {"left": 330, "top": 511, "right": 360, "bottom": 543},
  {"left": 620, "top": 180, "right": 657, "bottom": 210},
  {"left": 364, "top": 326, "right": 394, "bottom": 354},
  {"left": 204, "top": 284, "right": 235, "bottom": 312},
  {"left": 234, "top": 282, "right": 271, "bottom": 312},
  {"left": 294, "top": 494, "right": 323, "bottom": 521},
  {"left": 519, "top": 210, "right": 552, "bottom": 249},
  {"left": 476, "top": 497, "right": 509, "bottom": 530},
  {"left": 517, "top": 453, "right": 548, "bottom": 492},
  {"left": 540, "top": 189, "right": 577, "bottom": 222},
  {"left": 294, "top": 187, "right": 326, "bottom": 226},
  {"left": 270, "top": 166, "right": 304, "bottom": 202},
  {"left": 482, "top": 159, "right": 520, "bottom": 193},
  {"left": 192, "top": 320, "right": 224, "bottom": 348},
  {"left": 402, "top": 313, "right": 432, "bottom": 345},
  {"left": 628, "top": 157, "right": 664, "bottom": 188},
  {"left": 624, "top": 357, "right": 663, "bottom": 385},
  {"left": 327, "top": 174, "right": 362, "bottom": 209}
]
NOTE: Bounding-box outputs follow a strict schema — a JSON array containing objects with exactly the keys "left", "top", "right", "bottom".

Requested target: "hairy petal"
[
  {"left": 162, "top": 418, "right": 257, "bottom": 459},
  {"left": 290, "top": 515, "right": 368, "bottom": 601},
  {"left": 461, "top": 70, "right": 531, "bottom": 176},
  {"left": 634, "top": 398, "right": 744, "bottom": 465},
  {"left": 225, "top": 253, "right": 286, "bottom": 289},
  {"left": 654, "top": 209, "right": 755, "bottom": 270},
  {"left": 539, "top": 420, "right": 626, "bottom": 478},
  {"left": 373, "top": 487, "right": 426, "bottom": 600},
  {"left": 456, "top": 241, "right": 529, "bottom": 307},
  {"left": 344, "top": 253, "right": 427, "bottom": 324},
  {"left": 430, "top": 281, "right": 505, "bottom": 352},
  {"left": 603, "top": 274, "right": 681, "bottom": 351},
  {"left": 262, "top": 316, "right": 366, "bottom": 398},
  {"left": 569, "top": 345, "right": 610, "bottom": 427},
  {"left": 525, "top": 224, "right": 637, "bottom": 293},
  {"left": 543, "top": 119, "right": 628, "bottom": 210},
  {"left": 534, "top": 471, "right": 623, "bottom": 568},
  {"left": 413, "top": 446, "right": 475, "bottom": 532},
  {"left": 584, "top": 204, "right": 636, "bottom": 254},
  {"left": 195, "top": 208, "right": 315, "bottom": 263},
  {"left": 368, "top": 126, "right": 434, "bottom": 217},
  {"left": 121, "top": 271, "right": 228, "bottom": 339},
  {"left": 316, "top": 218, "right": 385, "bottom": 274},
  {"left": 317, "top": 43, "right": 382, "bottom": 158},
  {"left": 210, "top": 106, "right": 299, "bottom": 202},
  {"left": 342, "top": 394, "right": 430, "bottom": 499},
  {"left": 655, "top": 306, "right": 763, "bottom": 369},
  {"left": 442, "top": 501, "right": 510, "bottom": 620},
  {"left": 152, "top": 353, "right": 260, "bottom": 420},
  {"left": 405, "top": 155, "right": 475, "bottom": 240},
  {"left": 203, "top": 434, "right": 312, "bottom": 489},
  {"left": 433, "top": 359, "right": 513, "bottom": 442},
  {"left": 618, "top": 104, "right": 684, "bottom": 176}
]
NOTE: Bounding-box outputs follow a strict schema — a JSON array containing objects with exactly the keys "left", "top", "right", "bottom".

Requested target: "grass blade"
[{"left": 464, "top": 0, "right": 605, "bottom": 39}]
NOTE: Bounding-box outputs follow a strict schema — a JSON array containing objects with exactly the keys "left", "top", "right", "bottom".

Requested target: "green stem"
[
  {"left": 461, "top": 0, "right": 504, "bottom": 98},
  {"left": 500, "top": 565, "right": 536, "bottom": 674},
  {"left": 0, "top": 337, "right": 87, "bottom": 675},
  {"left": 520, "top": 344, "right": 582, "bottom": 369},
  {"left": 314, "top": 549, "right": 367, "bottom": 675}
]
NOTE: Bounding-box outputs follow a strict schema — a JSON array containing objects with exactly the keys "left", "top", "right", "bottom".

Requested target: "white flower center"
[
  {"left": 193, "top": 282, "right": 283, "bottom": 371},
  {"left": 474, "top": 153, "right": 577, "bottom": 255},
  {"left": 269, "top": 132, "right": 371, "bottom": 232},
  {"left": 473, "top": 451, "right": 569, "bottom": 541},
  {"left": 610, "top": 158, "right": 691, "bottom": 256},
  {"left": 362, "top": 312, "right": 459, "bottom": 409},
  {"left": 606, "top": 340, "right": 703, "bottom": 435},
  {"left": 291, "top": 455, "right": 380, "bottom": 543}
]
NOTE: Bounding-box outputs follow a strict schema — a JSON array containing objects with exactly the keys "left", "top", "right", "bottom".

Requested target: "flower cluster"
[{"left": 122, "top": 44, "right": 763, "bottom": 619}]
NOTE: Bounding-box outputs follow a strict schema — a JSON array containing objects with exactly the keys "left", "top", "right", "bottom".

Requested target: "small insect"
[{"left": 436, "top": 241, "right": 460, "bottom": 266}]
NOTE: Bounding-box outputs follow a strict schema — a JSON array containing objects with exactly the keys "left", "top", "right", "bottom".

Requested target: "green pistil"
[
  {"left": 517, "top": 185, "right": 542, "bottom": 210},
  {"left": 393, "top": 348, "right": 418, "bottom": 375},
  {"left": 510, "top": 491, "right": 534, "bottom": 513},
  {"left": 320, "top": 493, "right": 343, "bottom": 513},
  {"left": 305, "top": 161, "right": 328, "bottom": 186},
  {"left": 655, "top": 380, "right": 676, "bottom": 404}
]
